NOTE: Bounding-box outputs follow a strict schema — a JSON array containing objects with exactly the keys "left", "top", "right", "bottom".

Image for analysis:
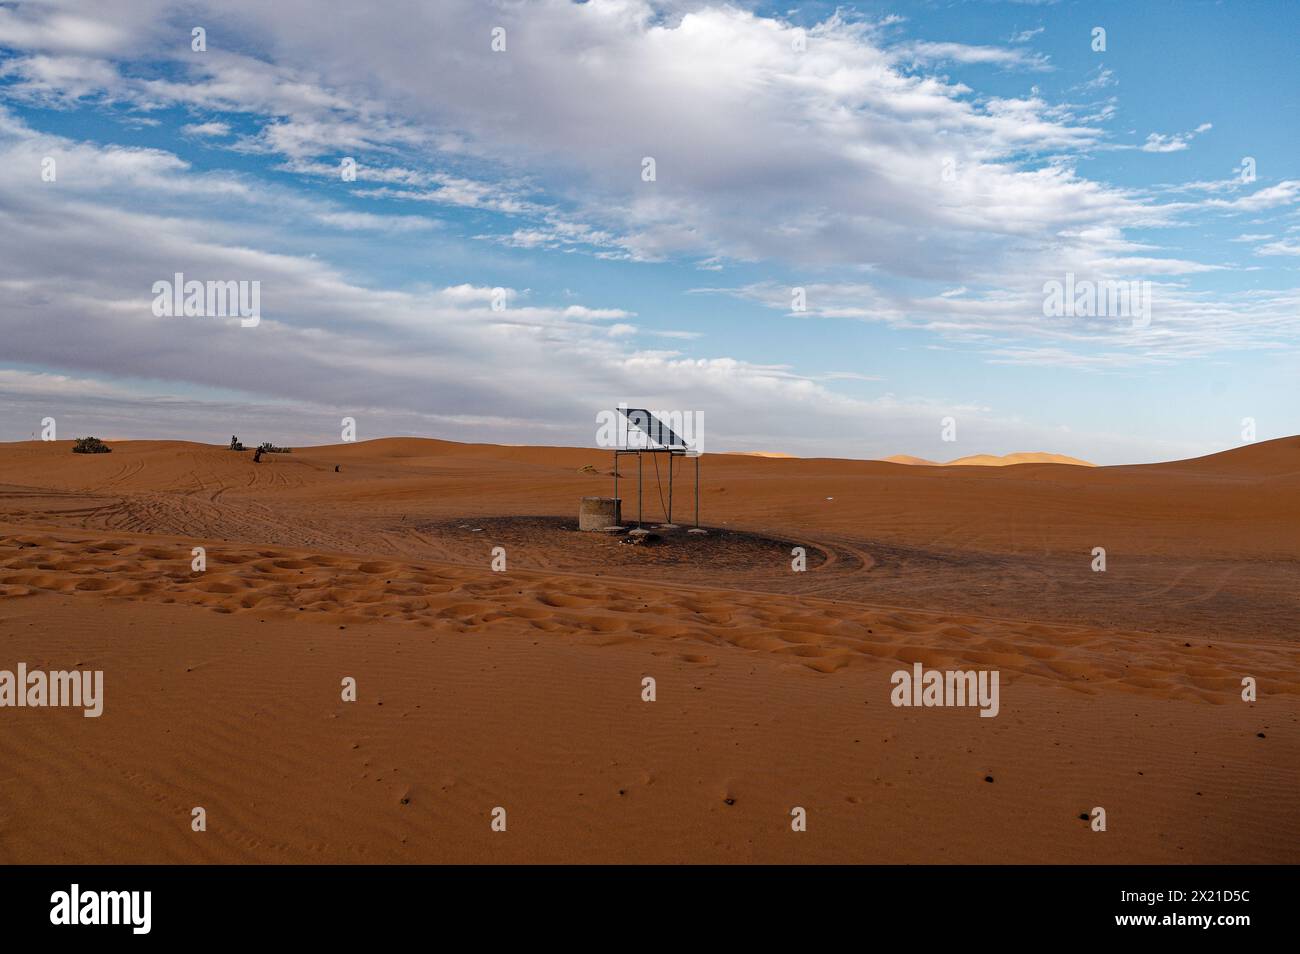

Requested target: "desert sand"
[{"left": 0, "top": 436, "right": 1296, "bottom": 863}]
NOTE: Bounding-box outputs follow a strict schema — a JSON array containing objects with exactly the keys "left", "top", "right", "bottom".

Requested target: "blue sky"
[{"left": 0, "top": 0, "right": 1296, "bottom": 463}]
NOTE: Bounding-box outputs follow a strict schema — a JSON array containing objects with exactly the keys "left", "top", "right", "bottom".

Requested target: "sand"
[{"left": 0, "top": 436, "right": 1296, "bottom": 863}]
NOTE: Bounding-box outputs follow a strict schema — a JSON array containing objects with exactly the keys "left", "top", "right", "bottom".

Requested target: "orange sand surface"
[{"left": 0, "top": 436, "right": 1296, "bottom": 863}]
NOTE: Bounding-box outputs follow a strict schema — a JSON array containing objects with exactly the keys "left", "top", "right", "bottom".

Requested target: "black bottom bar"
[{"left": 0, "top": 865, "right": 1283, "bottom": 941}]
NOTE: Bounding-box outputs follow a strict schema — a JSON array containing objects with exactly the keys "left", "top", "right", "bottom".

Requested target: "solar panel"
[{"left": 618, "top": 407, "right": 690, "bottom": 452}]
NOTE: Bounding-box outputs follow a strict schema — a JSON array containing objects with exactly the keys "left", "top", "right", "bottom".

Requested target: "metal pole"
[
  {"left": 668, "top": 453, "right": 674, "bottom": 524},
  {"left": 694, "top": 454, "right": 699, "bottom": 528},
  {"left": 637, "top": 452, "right": 643, "bottom": 527}
]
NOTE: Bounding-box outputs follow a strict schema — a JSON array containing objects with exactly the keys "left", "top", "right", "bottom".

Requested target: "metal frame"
[{"left": 611, "top": 408, "right": 700, "bottom": 529}]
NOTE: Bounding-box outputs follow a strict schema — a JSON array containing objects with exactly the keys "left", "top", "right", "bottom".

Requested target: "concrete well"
[{"left": 579, "top": 496, "right": 622, "bottom": 531}]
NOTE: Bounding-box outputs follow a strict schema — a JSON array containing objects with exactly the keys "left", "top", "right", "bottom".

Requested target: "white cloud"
[
  {"left": 0, "top": 6, "right": 139, "bottom": 55},
  {"left": 1075, "top": 65, "right": 1115, "bottom": 91},
  {"left": 892, "top": 39, "right": 1051, "bottom": 70},
  {"left": 311, "top": 211, "right": 438, "bottom": 232},
  {"left": 1256, "top": 240, "right": 1300, "bottom": 257},
  {"left": 1206, "top": 180, "right": 1300, "bottom": 212},
  {"left": 701, "top": 274, "right": 1300, "bottom": 368},
  {"left": 0, "top": 2, "right": 1122, "bottom": 277},
  {"left": 181, "top": 121, "right": 231, "bottom": 137},
  {"left": 1140, "top": 123, "right": 1212, "bottom": 153}
]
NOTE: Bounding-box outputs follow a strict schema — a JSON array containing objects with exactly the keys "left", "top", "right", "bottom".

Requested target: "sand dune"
[
  {"left": 881, "top": 454, "right": 940, "bottom": 466},
  {"left": 883, "top": 451, "right": 1095, "bottom": 467},
  {"left": 946, "top": 451, "right": 1096, "bottom": 467},
  {"left": 0, "top": 435, "right": 1296, "bottom": 863}
]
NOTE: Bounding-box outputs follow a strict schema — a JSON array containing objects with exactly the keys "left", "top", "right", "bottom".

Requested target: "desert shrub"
[
  {"left": 72, "top": 437, "right": 112, "bottom": 454},
  {"left": 258, "top": 442, "right": 291, "bottom": 454}
]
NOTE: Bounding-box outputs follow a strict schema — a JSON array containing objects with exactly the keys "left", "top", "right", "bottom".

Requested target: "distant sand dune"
[{"left": 883, "top": 451, "right": 1096, "bottom": 467}]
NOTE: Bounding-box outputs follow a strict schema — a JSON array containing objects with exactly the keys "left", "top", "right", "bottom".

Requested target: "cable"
[{"left": 651, "top": 451, "right": 668, "bottom": 522}]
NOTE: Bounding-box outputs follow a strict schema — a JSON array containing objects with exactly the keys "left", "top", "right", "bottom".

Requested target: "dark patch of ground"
[{"left": 413, "top": 515, "right": 830, "bottom": 575}]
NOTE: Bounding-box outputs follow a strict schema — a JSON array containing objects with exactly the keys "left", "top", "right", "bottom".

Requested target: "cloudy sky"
[{"left": 1, "top": 0, "right": 1297, "bottom": 463}]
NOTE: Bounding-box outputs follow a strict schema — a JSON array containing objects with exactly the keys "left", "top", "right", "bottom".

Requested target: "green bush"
[{"left": 72, "top": 437, "right": 112, "bottom": 454}]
